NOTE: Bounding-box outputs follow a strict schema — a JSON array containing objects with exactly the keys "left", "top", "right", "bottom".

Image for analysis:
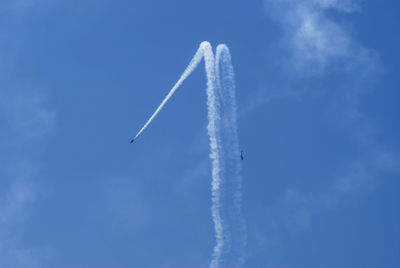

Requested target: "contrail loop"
[{"left": 132, "top": 41, "right": 245, "bottom": 267}]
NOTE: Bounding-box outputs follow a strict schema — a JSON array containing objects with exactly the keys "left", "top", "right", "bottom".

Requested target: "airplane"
[{"left": 130, "top": 139, "right": 135, "bottom": 143}]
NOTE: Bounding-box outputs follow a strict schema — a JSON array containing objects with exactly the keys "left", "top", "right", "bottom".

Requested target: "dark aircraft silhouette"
[{"left": 130, "top": 139, "right": 135, "bottom": 143}]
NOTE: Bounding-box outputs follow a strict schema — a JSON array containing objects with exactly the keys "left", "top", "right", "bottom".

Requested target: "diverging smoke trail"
[
  {"left": 132, "top": 41, "right": 246, "bottom": 267},
  {"left": 131, "top": 46, "right": 205, "bottom": 142}
]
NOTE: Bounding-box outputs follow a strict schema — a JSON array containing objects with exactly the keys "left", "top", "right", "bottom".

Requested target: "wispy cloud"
[
  {"left": 0, "top": 178, "right": 48, "bottom": 266},
  {"left": 242, "top": 0, "right": 380, "bottom": 117},
  {"left": 0, "top": 88, "right": 55, "bottom": 266},
  {"left": 0, "top": 91, "right": 56, "bottom": 145},
  {"left": 0, "top": 181, "right": 35, "bottom": 225},
  {"left": 264, "top": 0, "right": 377, "bottom": 76},
  {"left": 255, "top": 0, "right": 399, "bottom": 232},
  {"left": 0, "top": 4, "right": 56, "bottom": 265},
  {"left": 282, "top": 149, "right": 399, "bottom": 231}
]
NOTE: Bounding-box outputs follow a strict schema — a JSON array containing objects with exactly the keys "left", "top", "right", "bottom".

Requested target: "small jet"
[{"left": 130, "top": 138, "right": 135, "bottom": 143}]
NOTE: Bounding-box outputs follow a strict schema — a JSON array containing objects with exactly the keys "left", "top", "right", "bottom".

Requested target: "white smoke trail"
[
  {"left": 132, "top": 41, "right": 245, "bottom": 267},
  {"left": 215, "top": 45, "right": 246, "bottom": 267},
  {"left": 201, "top": 42, "right": 226, "bottom": 268},
  {"left": 131, "top": 45, "right": 205, "bottom": 142}
]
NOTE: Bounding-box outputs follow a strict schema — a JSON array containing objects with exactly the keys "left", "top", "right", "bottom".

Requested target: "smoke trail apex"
[{"left": 200, "top": 41, "right": 212, "bottom": 50}]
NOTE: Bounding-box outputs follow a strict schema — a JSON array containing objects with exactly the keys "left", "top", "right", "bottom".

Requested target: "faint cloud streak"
[
  {"left": 264, "top": 0, "right": 377, "bottom": 75},
  {"left": 255, "top": 0, "right": 399, "bottom": 232}
]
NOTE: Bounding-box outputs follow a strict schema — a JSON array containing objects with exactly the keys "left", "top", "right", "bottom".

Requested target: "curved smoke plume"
[{"left": 132, "top": 41, "right": 246, "bottom": 267}]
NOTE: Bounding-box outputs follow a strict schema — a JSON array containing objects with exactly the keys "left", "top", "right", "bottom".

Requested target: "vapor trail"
[
  {"left": 131, "top": 45, "right": 205, "bottom": 142},
  {"left": 215, "top": 45, "right": 246, "bottom": 266},
  {"left": 132, "top": 41, "right": 245, "bottom": 267}
]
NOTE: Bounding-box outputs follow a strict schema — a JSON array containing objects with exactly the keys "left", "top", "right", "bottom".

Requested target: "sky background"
[{"left": 0, "top": 0, "right": 399, "bottom": 267}]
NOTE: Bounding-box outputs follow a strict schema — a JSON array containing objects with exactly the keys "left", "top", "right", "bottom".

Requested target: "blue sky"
[{"left": 0, "top": 0, "right": 399, "bottom": 267}]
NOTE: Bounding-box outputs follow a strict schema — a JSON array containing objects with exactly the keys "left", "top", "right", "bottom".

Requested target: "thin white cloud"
[
  {"left": 257, "top": 0, "right": 399, "bottom": 234},
  {"left": 0, "top": 179, "right": 49, "bottom": 268},
  {"left": 281, "top": 149, "right": 399, "bottom": 231},
  {"left": 1, "top": 92, "right": 56, "bottom": 143},
  {"left": 0, "top": 181, "right": 35, "bottom": 225},
  {"left": 0, "top": 89, "right": 55, "bottom": 266},
  {"left": 0, "top": 6, "right": 56, "bottom": 264},
  {"left": 265, "top": 0, "right": 377, "bottom": 75}
]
